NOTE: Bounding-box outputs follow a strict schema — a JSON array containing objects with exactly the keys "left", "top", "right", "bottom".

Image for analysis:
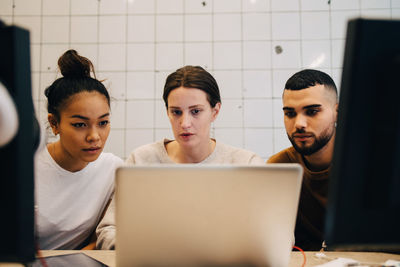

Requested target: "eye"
[
  {"left": 191, "top": 109, "right": 201, "bottom": 115},
  {"left": 170, "top": 109, "right": 182, "bottom": 116},
  {"left": 284, "top": 111, "right": 296, "bottom": 118},
  {"left": 99, "top": 120, "right": 109, "bottom": 127},
  {"left": 71, "top": 122, "right": 86, "bottom": 128},
  {"left": 306, "top": 109, "right": 319, "bottom": 116}
]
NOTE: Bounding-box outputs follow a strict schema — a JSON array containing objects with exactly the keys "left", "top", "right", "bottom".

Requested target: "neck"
[
  {"left": 47, "top": 142, "right": 88, "bottom": 172},
  {"left": 167, "top": 139, "right": 215, "bottom": 163},
  {"left": 303, "top": 135, "right": 335, "bottom": 172}
]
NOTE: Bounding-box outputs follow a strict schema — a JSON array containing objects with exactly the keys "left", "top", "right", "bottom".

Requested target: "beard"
[{"left": 288, "top": 126, "right": 335, "bottom": 156}]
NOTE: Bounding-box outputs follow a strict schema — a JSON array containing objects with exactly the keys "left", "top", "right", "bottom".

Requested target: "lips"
[
  {"left": 180, "top": 133, "right": 193, "bottom": 137},
  {"left": 82, "top": 147, "right": 101, "bottom": 153}
]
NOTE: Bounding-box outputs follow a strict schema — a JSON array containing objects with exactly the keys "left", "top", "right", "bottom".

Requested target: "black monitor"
[
  {"left": 0, "top": 22, "right": 38, "bottom": 263},
  {"left": 325, "top": 18, "right": 400, "bottom": 252}
]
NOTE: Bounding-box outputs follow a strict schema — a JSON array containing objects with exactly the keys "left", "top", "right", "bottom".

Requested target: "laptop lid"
[{"left": 115, "top": 164, "right": 303, "bottom": 267}]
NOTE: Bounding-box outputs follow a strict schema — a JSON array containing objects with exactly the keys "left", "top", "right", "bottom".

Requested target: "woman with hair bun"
[{"left": 35, "top": 49, "right": 123, "bottom": 250}]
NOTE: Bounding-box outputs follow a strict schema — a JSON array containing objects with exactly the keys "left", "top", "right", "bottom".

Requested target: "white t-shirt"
[
  {"left": 35, "top": 147, "right": 123, "bottom": 250},
  {"left": 126, "top": 139, "right": 265, "bottom": 165}
]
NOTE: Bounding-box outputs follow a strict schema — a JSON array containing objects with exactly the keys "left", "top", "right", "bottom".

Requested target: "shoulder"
[
  {"left": 126, "top": 140, "right": 169, "bottom": 164},
  {"left": 97, "top": 152, "right": 123, "bottom": 166},
  {"left": 213, "top": 142, "right": 265, "bottom": 164},
  {"left": 267, "top": 146, "right": 299, "bottom": 163}
]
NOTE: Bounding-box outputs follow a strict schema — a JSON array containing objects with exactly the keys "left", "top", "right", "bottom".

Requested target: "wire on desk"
[{"left": 293, "top": 245, "right": 306, "bottom": 267}]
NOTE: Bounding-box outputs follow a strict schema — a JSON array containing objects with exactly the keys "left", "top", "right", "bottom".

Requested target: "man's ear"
[{"left": 48, "top": 114, "right": 59, "bottom": 135}]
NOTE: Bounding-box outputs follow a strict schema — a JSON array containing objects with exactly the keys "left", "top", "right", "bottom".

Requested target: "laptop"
[{"left": 115, "top": 164, "right": 303, "bottom": 267}]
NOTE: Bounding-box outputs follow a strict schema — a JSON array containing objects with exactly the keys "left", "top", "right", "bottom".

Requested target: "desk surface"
[{"left": 1, "top": 250, "right": 400, "bottom": 266}]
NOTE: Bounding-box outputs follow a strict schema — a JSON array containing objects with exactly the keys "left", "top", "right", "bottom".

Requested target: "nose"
[
  {"left": 86, "top": 128, "right": 100, "bottom": 143},
  {"left": 294, "top": 114, "right": 307, "bottom": 130},
  {"left": 180, "top": 112, "right": 192, "bottom": 129}
]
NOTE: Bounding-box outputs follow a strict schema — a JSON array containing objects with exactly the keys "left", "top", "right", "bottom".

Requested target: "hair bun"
[{"left": 57, "top": 49, "right": 93, "bottom": 78}]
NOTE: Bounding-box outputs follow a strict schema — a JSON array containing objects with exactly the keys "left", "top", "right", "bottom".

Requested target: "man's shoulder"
[{"left": 267, "top": 146, "right": 300, "bottom": 163}]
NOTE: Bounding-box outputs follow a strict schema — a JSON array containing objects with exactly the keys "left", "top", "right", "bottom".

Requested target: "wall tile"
[
  {"left": 301, "top": 12, "right": 330, "bottom": 40},
  {"left": 331, "top": 68, "right": 342, "bottom": 93},
  {"left": 392, "top": 9, "right": 400, "bottom": 19},
  {"left": 127, "top": 43, "right": 155, "bottom": 71},
  {"left": 214, "top": 99, "right": 243, "bottom": 127},
  {"left": 13, "top": 16, "right": 41, "bottom": 44},
  {"left": 43, "top": 0, "right": 70, "bottom": 15},
  {"left": 271, "top": 13, "right": 300, "bottom": 40},
  {"left": 331, "top": 10, "right": 360, "bottom": 39},
  {"left": 99, "top": 72, "right": 127, "bottom": 100},
  {"left": 41, "top": 44, "right": 69, "bottom": 72},
  {"left": 156, "top": 15, "right": 183, "bottom": 42},
  {"left": 243, "top": 41, "right": 272, "bottom": 69},
  {"left": 0, "top": 0, "right": 13, "bottom": 15},
  {"left": 185, "top": 14, "right": 212, "bottom": 42},
  {"left": 301, "top": 0, "right": 329, "bottom": 11},
  {"left": 42, "top": 16, "right": 69, "bottom": 43},
  {"left": 393, "top": 0, "right": 400, "bottom": 8},
  {"left": 155, "top": 71, "right": 170, "bottom": 98},
  {"left": 330, "top": 0, "right": 359, "bottom": 10},
  {"left": 214, "top": 14, "right": 241, "bottom": 41},
  {"left": 302, "top": 40, "right": 331, "bottom": 69},
  {"left": 272, "top": 69, "right": 296, "bottom": 98},
  {"left": 243, "top": 70, "right": 272, "bottom": 98},
  {"left": 126, "top": 100, "right": 155, "bottom": 128},
  {"left": 128, "top": 0, "right": 155, "bottom": 14},
  {"left": 99, "top": 0, "right": 127, "bottom": 15},
  {"left": 104, "top": 129, "right": 125, "bottom": 159},
  {"left": 156, "top": 0, "right": 183, "bottom": 14},
  {"left": 156, "top": 43, "right": 184, "bottom": 70},
  {"left": 127, "top": 71, "right": 155, "bottom": 99},
  {"left": 243, "top": 13, "right": 271, "bottom": 41},
  {"left": 155, "top": 100, "right": 170, "bottom": 128},
  {"left": 244, "top": 128, "right": 273, "bottom": 159},
  {"left": 98, "top": 44, "right": 126, "bottom": 71},
  {"left": 31, "top": 72, "right": 40, "bottom": 101},
  {"left": 155, "top": 128, "right": 174, "bottom": 141},
  {"left": 71, "top": 0, "right": 98, "bottom": 15},
  {"left": 213, "top": 70, "right": 242, "bottom": 99},
  {"left": 126, "top": 129, "right": 155, "bottom": 157},
  {"left": 71, "top": 16, "right": 98, "bottom": 43},
  {"left": 213, "top": 0, "right": 241, "bottom": 13},
  {"left": 271, "top": 0, "right": 299, "bottom": 11},
  {"left": 99, "top": 15, "right": 127, "bottom": 43},
  {"left": 0, "top": 15, "right": 12, "bottom": 25},
  {"left": 273, "top": 98, "right": 284, "bottom": 128},
  {"left": 242, "top": 0, "right": 270, "bottom": 12},
  {"left": 213, "top": 42, "right": 242, "bottom": 70},
  {"left": 185, "top": 0, "right": 213, "bottom": 13},
  {"left": 360, "top": 0, "right": 390, "bottom": 9},
  {"left": 40, "top": 72, "right": 59, "bottom": 100},
  {"left": 244, "top": 99, "right": 273, "bottom": 127},
  {"left": 184, "top": 42, "right": 213, "bottom": 69},
  {"left": 331, "top": 39, "right": 345, "bottom": 69},
  {"left": 360, "top": 9, "right": 391, "bottom": 18},
  {"left": 273, "top": 128, "right": 291, "bottom": 155},
  {"left": 14, "top": 0, "right": 41, "bottom": 15},
  {"left": 214, "top": 128, "right": 243, "bottom": 148},
  {"left": 271, "top": 41, "right": 301, "bottom": 68},
  {"left": 127, "top": 15, "right": 155, "bottom": 42},
  {"left": 109, "top": 100, "right": 126, "bottom": 129}
]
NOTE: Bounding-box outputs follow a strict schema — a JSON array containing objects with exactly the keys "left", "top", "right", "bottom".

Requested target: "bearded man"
[{"left": 267, "top": 69, "right": 338, "bottom": 251}]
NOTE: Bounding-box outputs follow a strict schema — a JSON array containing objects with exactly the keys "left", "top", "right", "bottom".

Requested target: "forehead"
[
  {"left": 61, "top": 91, "right": 110, "bottom": 116},
  {"left": 168, "top": 87, "right": 209, "bottom": 107},
  {"left": 283, "top": 84, "right": 335, "bottom": 109}
]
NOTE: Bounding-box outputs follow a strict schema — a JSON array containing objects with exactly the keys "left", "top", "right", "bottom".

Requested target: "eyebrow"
[
  {"left": 70, "top": 113, "right": 110, "bottom": 120},
  {"left": 283, "top": 104, "right": 321, "bottom": 111},
  {"left": 169, "top": 104, "right": 204, "bottom": 109}
]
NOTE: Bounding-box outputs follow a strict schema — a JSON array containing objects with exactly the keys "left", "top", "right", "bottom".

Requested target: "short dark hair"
[
  {"left": 44, "top": 49, "right": 110, "bottom": 122},
  {"left": 163, "top": 65, "right": 221, "bottom": 108},
  {"left": 285, "top": 69, "right": 337, "bottom": 98}
]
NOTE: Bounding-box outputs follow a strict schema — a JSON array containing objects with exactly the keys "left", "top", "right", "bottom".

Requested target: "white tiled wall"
[{"left": 2, "top": 0, "right": 399, "bottom": 160}]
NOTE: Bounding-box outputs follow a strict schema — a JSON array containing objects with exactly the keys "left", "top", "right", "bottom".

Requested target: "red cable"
[
  {"left": 293, "top": 245, "right": 306, "bottom": 267},
  {"left": 35, "top": 242, "right": 49, "bottom": 267}
]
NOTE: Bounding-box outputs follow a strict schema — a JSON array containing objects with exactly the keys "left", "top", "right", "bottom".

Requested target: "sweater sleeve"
[{"left": 96, "top": 197, "right": 116, "bottom": 250}]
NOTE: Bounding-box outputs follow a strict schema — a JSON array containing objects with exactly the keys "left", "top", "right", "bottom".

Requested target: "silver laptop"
[{"left": 115, "top": 164, "right": 303, "bottom": 267}]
